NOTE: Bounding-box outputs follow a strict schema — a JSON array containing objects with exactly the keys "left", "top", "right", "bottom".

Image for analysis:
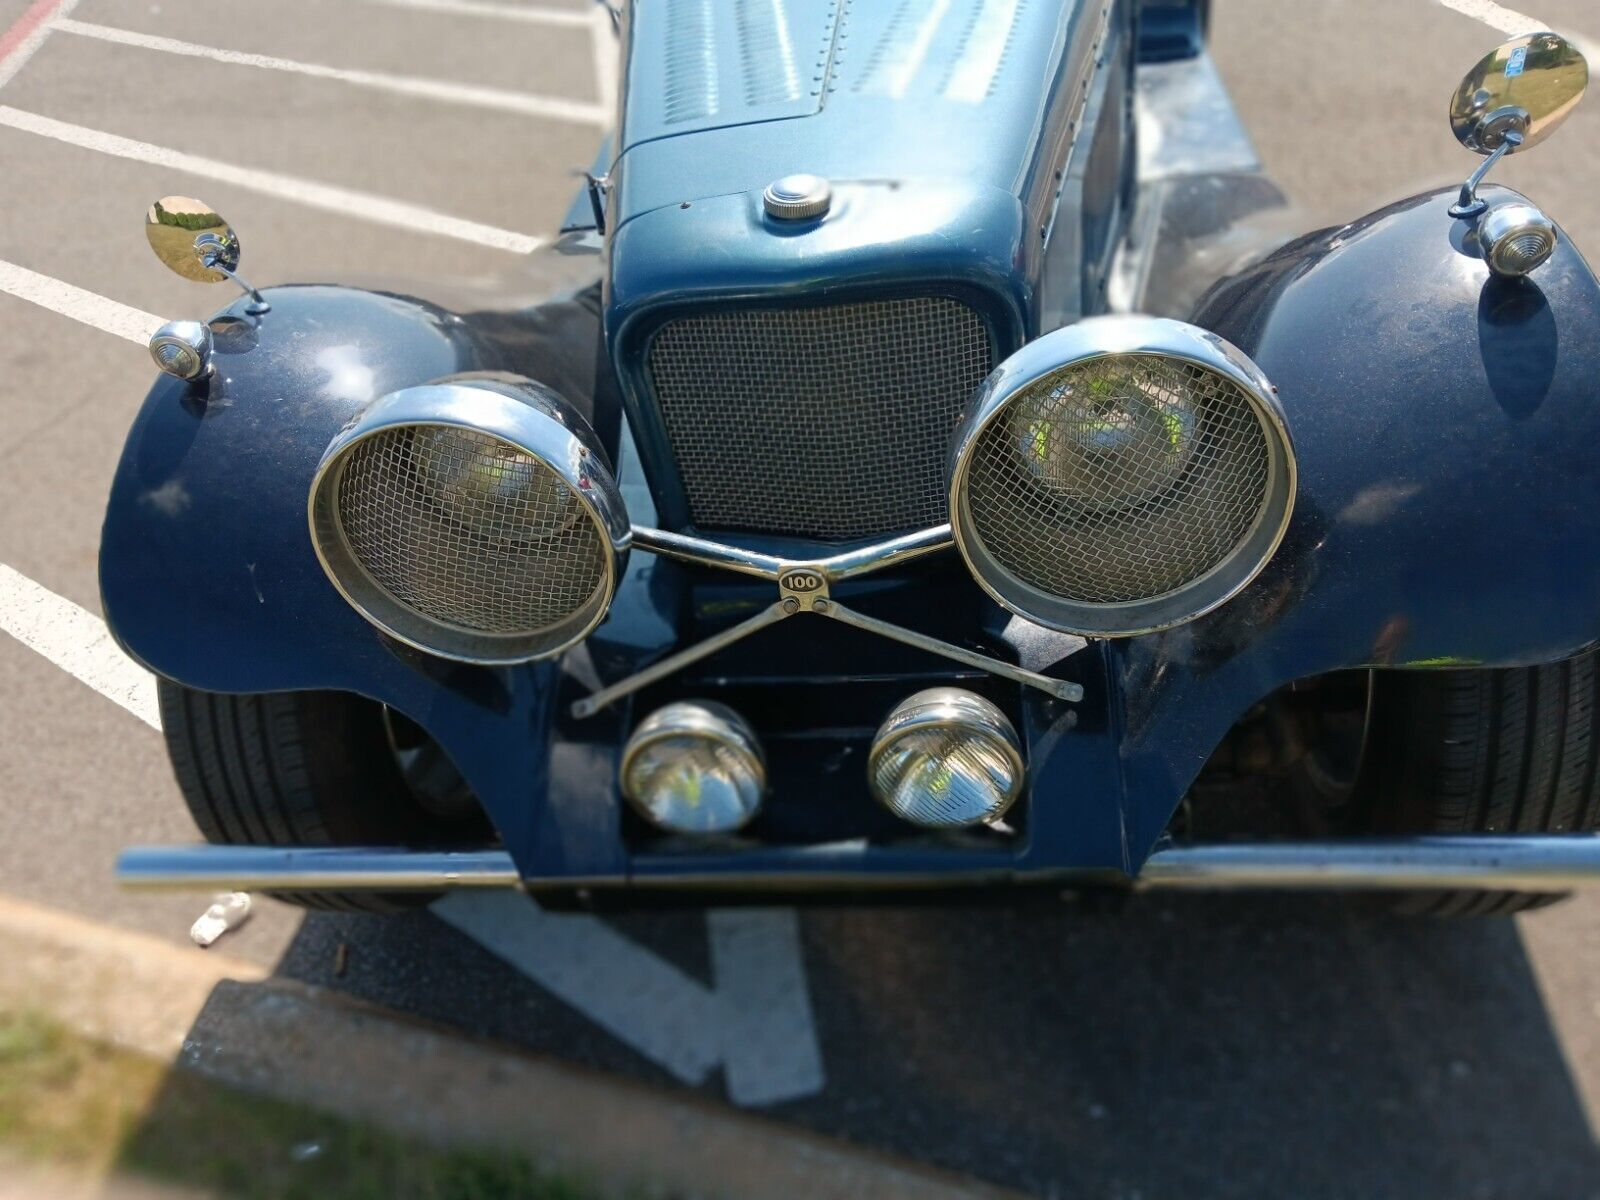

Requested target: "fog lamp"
[
  {"left": 620, "top": 701, "right": 766, "bottom": 834},
  {"left": 867, "top": 688, "right": 1025, "bottom": 828}
]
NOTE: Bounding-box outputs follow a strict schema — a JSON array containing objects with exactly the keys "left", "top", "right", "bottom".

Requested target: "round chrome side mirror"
[
  {"left": 1450, "top": 32, "right": 1588, "bottom": 154},
  {"left": 145, "top": 196, "right": 241, "bottom": 283},
  {"left": 1446, "top": 33, "right": 1588, "bottom": 233},
  {"left": 144, "top": 196, "right": 270, "bottom": 314}
]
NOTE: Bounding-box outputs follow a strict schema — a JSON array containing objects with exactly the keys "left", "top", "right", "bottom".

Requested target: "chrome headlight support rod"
[{"left": 569, "top": 524, "right": 1085, "bottom": 719}]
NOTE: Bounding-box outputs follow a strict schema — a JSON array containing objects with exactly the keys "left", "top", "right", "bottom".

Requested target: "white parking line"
[
  {"left": 1435, "top": 0, "right": 1600, "bottom": 59},
  {"left": 357, "top": 0, "right": 594, "bottom": 28},
  {"left": 0, "top": 107, "right": 543, "bottom": 253},
  {"left": 0, "top": 0, "right": 78, "bottom": 90},
  {"left": 434, "top": 893, "right": 826, "bottom": 1106},
  {"left": 52, "top": 19, "right": 608, "bottom": 126},
  {"left": 0, "top": 564, "right": 160, "bottom": 730},
  {"left": 0, "top": 258, "right": 164, "bottom": 343},
  {"left": 590, "top": 3, "right": 619, "bottom": 115},
  {"left": 1435, "top": 0, "right": 1546, "bottom": 35}
]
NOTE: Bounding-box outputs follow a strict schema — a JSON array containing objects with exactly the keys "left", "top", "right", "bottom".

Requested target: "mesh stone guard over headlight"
[
  {"left": 948, "top": 316, "right": 1296, "bottom": 637},
  {"left": 309, "top": 379, "right": 630, "bottom": 664}
]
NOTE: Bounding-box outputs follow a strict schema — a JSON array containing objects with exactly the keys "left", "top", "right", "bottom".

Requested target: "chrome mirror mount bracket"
[
  {"left": 1449, "top": 126, "right": 1523, "bottom": 218},
  {"left": 570, "top": 525, "right": 1087, "bottom": 719}
]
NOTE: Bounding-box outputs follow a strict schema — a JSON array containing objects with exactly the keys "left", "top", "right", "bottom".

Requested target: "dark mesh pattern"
[
  {"left": 647, "top": 297, "right": 993, "bottom": 539},
  {"left": 965, "top": 356, "right": 1271, "bottom": 605},
  {"left": 334, "top": 426, "right": 606, "bottom": 635}
]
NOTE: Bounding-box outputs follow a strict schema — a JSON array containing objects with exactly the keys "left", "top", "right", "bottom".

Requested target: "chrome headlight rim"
[
  {"left": 619, "top": 700, "right": 768, "bottom": 834},
  {"left": 308, "top": 379, "right": 630, "bottom": 665},
  {"left": 948, "top": 315, "right": 1296, "bottom": 639},
  {"left": 866, "top": 687, "right": 1027, "bottom": 828}
]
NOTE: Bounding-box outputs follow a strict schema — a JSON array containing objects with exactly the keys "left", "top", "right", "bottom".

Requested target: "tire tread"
[
  {"left": 1371, "top": 650, "right": 1600, "bottom": 916},
  {"left": 157, "top": 681, "right": 448, "bottom": 914}
]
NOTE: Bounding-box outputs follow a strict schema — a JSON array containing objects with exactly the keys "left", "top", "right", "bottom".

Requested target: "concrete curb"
[{"left": 0, "top": 894, "right": 1026, "bottom": 1200}]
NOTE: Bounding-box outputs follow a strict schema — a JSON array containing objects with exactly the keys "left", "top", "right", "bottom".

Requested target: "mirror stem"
[
  {"left": 1451, "top": 130, "right": 1522, "bottom": 218},
  {"left": 202, "top": 254, "right": 271, "bottom": 315}
]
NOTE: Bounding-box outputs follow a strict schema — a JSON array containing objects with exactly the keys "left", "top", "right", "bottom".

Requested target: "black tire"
[
  {"left": 157, "top": 680, "right": 482, "bottom": 913},
  {"left": 1361, "top": 651, "right": 1600, "bottom": 915}
]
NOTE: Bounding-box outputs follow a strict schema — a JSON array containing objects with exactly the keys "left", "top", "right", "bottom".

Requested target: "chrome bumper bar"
[
  {"left": 116, "top": 836, "right": 1600, "bottom": 894},
  {"left": 115, "top": 847, "right": 521, "bottom": 892}
]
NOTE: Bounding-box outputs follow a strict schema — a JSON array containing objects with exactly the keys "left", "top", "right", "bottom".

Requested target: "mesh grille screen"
[
  {"left": 334, "top": 426, "right": 606, "bottom": 635},
  {"left": 647, "top": 297, "right": 993, "bottom": 540},
  {"left": 965, "top": 356, "right": 1271, "bottom": 605}
]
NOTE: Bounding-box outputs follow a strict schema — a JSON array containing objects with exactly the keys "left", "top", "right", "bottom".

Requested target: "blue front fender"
[
  {"left": 98, "top": 284, "right": 617, "bottom": 876},
  {"left": 1108, "top": 184, "right": 1600, "bottom": 859}
]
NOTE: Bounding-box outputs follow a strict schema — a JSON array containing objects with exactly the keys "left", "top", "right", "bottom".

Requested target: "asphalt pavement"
[{"left": 3, "top": 0, "right": 1600, "bottom": 1196}]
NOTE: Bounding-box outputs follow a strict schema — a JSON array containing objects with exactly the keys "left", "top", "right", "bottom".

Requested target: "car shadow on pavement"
[
  {"left": 269, "top": 894, "right": 1599, "bottom": 1199},
  {"left": 799, "top": 895, "right": 1600, "bottom": 1199}
]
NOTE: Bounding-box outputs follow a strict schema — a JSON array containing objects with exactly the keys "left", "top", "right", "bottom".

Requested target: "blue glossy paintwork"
[
  {"left": 98, "top": 286, "right": 600, "bottom": 876},
  {"left": 611, "top": 0, "right": 1106, "bottom": 229},
  {"left": 1137, "top": 0, "right": 1209, "bottom": 62}
]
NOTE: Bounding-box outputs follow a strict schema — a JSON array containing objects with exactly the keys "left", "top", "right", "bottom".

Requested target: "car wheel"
[
  {"left": 157, "top": 680, "right": 485, "bottom": 913},
  {"left": 1356, "top": 651, "right": 1600, "bottom": 915}
]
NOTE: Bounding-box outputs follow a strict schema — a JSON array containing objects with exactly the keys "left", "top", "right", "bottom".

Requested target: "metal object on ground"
[
  {"left": 867, "top": 688, "right": 1026, "bottom": 828},
  {"left": 1447, "top": 33, "right": 1588, "bottom": 216},
  {"left": 116, "top": 836, "right": 1600, "bottom": 893},
  {"left": 571, "top": 524, "right": 1084, "bottom": 717},
  {"left": 948, "top": 315, "right": 1295, "bottom": 637},
  {"left": 621, "top": 701, "right": 767, "bottom": 833},
  {"left": 309, "top": 379, "right": 630, "bottom": 664},
  {"left": 148, "top": 319, "right": 214, "bottom": 381},
  {"left": 144, "top": 195, "right": 271, "bottom": 314},
  {"left": 763, "top": 174, "right": 833, "bottom": 220},
  {"left": 1478, "top": 201, "right": 1559, "bottom": 276}
]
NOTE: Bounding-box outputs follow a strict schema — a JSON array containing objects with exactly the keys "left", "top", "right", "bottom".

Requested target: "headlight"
[
  {"left": 309, "top": 379, "right": 628, "bottom": 663},
  {"left": 621, "top": 701, "right": 766, "bottom": 834},
  {"left": 867, "top": 688, "right": 1024, "bottom": 828},
  {"left": 949, "top": 316, "right": 1295, "bottom": 637}
]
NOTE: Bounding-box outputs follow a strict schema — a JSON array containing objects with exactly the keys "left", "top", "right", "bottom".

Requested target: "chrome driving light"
[
  {"left": 620, "top": 701, "right": 766, "bottom": 834},
  {"left": 148, "top": 319, "right": 213, "bottom": 381},
  {"left": 949, "top": 316, "right": 1295, "bottom": 637},
  {"left": 1479, "top": 201, "right": 1558, "bottom": 277},
  {"left": 309, "top": 379, "right": 629, "bottom": 663},
  {"left": 867, "top": 688, "right": 1024, "bottom": 828}
]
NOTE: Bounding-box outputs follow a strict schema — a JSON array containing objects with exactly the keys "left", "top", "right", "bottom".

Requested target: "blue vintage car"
[{"left": 106, "top": 5, "right": 1600, "bottom": 915}]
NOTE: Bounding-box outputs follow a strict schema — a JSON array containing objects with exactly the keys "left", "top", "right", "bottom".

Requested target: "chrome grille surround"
[
  {"left": 309, "top": 380, "right": 630, "bottom": 664},
  {"left": 646, "top": 296, "right": 994, "bottom": 540},
  {"left": 949, "top": 316, "right": 1295, "bottom": 637}
]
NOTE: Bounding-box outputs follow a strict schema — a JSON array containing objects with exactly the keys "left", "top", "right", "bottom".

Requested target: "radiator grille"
[{"left": 646, "top": 297, "right": 994, "bottom": 540}]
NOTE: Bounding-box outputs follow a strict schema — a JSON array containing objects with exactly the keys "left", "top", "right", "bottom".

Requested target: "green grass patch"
[{"left": 0, "top": 1010, "right": 600, "bottom": 1200}]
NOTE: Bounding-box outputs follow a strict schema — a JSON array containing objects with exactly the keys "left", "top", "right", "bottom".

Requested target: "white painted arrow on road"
[{"left": 433, "top": 893, "right": 825, "bottom": 1107}]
